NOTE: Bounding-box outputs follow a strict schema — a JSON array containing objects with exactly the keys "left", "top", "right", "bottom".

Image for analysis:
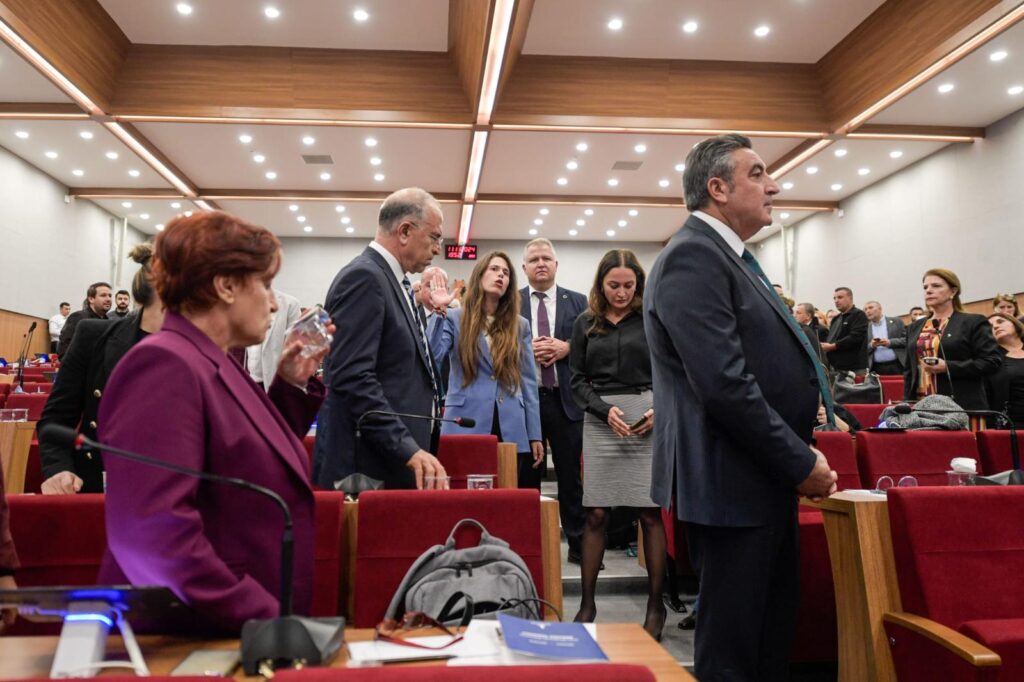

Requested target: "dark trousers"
[
  {"left": 686, "top": 508, "right": 800, "bottom": 682},
  {"left": 872, "top": 360, "right": 903, "bottom": 376},
  {"left": 539, "top": 387, "right": 585, "bottom": 552}
]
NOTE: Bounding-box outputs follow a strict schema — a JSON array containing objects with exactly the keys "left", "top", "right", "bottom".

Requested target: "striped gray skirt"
[{"left": 582, "top": 390, "right": 656, "bottom": 508}]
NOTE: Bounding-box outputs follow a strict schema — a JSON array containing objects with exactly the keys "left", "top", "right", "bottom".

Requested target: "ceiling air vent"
[
  {"left": 302, "top": 154, "right": 334, "bottom": 165},
  {"left": 611, "top": 160, "right": 643, "bottom": 171}
]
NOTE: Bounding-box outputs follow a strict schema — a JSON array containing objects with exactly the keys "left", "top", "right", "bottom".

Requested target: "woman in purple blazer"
[{"left": 97, "top": 211, "right": 331, "bottom": 634}]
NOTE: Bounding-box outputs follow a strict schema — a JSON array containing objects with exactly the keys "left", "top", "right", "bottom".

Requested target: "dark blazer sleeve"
[
  {"left": 58, "top": 311, "right": 82, "bottom": 356},
  {"left": 986, "top": 349, "right": 1011, "bottom": 414},
  {"left": 888, "top": 317, "right": 908, "bottom": 350},
  {"left": 835, "top": 308, "right": 869, "bottom": 352},
  {"left": 267, "top": 376, "right": 325, "bottom": 440},
  {"left": 568, "top": 314, "right": 613, "bottom": 422},
  {"left": 0, "top": 467, "right": 17, "bottom": 574},
  {"left": 904, "top": 319, "right": 923, "bottom": 401},
  {"left": 946, "top": 315, "right": 1002, "bottom": 378}
]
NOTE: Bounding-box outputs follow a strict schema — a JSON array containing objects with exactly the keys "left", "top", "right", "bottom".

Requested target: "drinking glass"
[{"left": 285, "top": 305, "right": 333, "bottom": 358}]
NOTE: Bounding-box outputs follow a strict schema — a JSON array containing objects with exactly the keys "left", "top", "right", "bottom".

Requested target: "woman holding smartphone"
[{"left": 569, "top": 249, "right": 666, "bottom": 640}]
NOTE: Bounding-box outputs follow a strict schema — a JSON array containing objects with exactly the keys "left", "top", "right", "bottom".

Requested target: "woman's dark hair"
[
  {"left": 988, "top": 312, "right": 1024, "bottom": 342},
  {"left": 586, "top": 249, "right": 646, "bottom": 336},
  {"left": 129, "top": 243, "right": 155, "bottom": 307},
  {"left": 151, "top": 211, "right": 281, "bottom": 313}
]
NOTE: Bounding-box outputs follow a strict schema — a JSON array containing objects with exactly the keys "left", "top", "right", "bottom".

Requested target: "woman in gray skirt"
[{"left": 569, "top": 249, "right": 666, "bottom": 640}]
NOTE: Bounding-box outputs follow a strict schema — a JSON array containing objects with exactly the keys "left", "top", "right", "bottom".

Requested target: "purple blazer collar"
[{"left": 161, "top": 311, "right": 309, "bottom": 484}]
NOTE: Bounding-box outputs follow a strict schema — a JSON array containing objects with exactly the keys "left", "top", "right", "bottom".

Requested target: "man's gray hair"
[
  {"left": 865, "top": 300, "right": 881, "bottom": 309},
  {"left": 796, "top": 302, "right": 815, "bottom": 317},
  {"left": 523, "top": 237, "right": 557, "bottom": 260},
  {"left": 683, "top": 133, "right": 752, "bottom": 211},
  {"left": 378, "top": 187, "right": 440, "bottom": 234}
]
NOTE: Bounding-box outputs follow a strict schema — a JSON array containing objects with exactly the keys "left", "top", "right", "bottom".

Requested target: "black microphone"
[
  {"left": 39, "top": 424, "right": 345, "bottom": 673},
  {"left": 27, "top": 321, "right": 37, "bottom": 333},
  {"left": 355, "top": 409, "right": 475, "bottom": 436},
  {"left": 16, "top": 321, "right": 37, "bottom": 390}
]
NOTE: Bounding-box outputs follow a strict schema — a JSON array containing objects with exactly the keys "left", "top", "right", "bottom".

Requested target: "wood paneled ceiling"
[{"left": 0, "top": 0, "right": 1023, "bottom": 243}]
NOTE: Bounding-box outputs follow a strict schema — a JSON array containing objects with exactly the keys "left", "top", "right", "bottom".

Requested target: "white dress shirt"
[
  {"left": 368, "top": 241, "right": 417, "bottom": 318},
  {"left": 691, "top": 210, "right": 745, "bottom": 257},
  {"left": 48, "top": 314, "right": 67, "bottom": 338}
]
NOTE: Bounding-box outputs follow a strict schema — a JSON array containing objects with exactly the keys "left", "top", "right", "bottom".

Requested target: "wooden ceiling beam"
[
  {"left": 495, "top": 0, "right": 535, "bottom": 103},
  {"left": 476, "top": 193, "right": 838, "bottom": 211},
  {"left": 448, "top": 0, "right": 492, "bottom": 115},
  {"left": 198, "top": 189, "right": 463, "bottom": 203}
]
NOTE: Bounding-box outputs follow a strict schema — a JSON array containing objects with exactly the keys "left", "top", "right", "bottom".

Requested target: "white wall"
[
  {"left": 757, "top": 105, "right": 1024, "bottom": 315},
  {"left": 0, "top": 144, "right": 145, "bottom": 318},
  {"left": 274, "top": 237, "right": 665, "bottom": 307}
]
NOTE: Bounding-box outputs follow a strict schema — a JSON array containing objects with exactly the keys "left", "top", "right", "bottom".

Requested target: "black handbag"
[{"left": 832, "top": 371, "right": 883, "bottom": 404}]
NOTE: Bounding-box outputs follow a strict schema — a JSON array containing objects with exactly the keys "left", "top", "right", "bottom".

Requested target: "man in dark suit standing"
[
  {"left": 821, "top": 287, "right": 869, "bottom": 373},
  {"left": 645, "top": 134, "right": 837, "bottom": 681},
  {"left": 313, "top": 187, "right": 448, "bottom": 490},
  {"left": 519, "top": 238, "right": 588, "bottom": 562},
  {"left": 864, "top": 300, "right": 907, "bottom": 375}
]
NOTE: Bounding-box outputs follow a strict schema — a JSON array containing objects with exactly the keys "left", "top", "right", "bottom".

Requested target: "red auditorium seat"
[
  {"left": 884, "top": 487, "right": 1024, "bottom": 681},
  {"left": 310, "top": 491, "right": 346, "bottom": 617},
  {"left": 276, "top": 664, "right": 657, "bottom": 681},
  {"left": 23, "top": 438, "right": 42, "bottom": 493},
  {"left": 4, "top": 392, "right": 48, "bottom": 420},
  {"left": 436, "top": 434, "right": 499, "bottom": 489},
  {"left": 352, "top": 489, "right": 546, "bottom": 628},
  {"left": 878, "top": 376, "right": 904, "bottom": 403},
  {"left": 976, "top": 430, "right": 1021, "bottom": 476},
  {"left": 19, "top": 382, "right": 52, "bottom": 394},
  {"left": 843, "top": 403, "right": 887, "bottom": 428},
  {"left": 814, "top": 431, "right": 860, "bottom": 490},
  {"left": 856, "top": 430, "right": 979, "bottom": 487}
]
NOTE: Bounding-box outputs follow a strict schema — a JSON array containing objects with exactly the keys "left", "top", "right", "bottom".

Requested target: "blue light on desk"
[{"left": 65, "top": 613, "right": 114, "bottom": 628}]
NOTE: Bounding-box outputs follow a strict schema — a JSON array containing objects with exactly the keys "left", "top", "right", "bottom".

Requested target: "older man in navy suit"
[
  {"left": 314, "top": 188, "right": 448, "bottom": 490},
  {"left": 645, "top": 134, "right": 837, "bottom": 681},
  {"left": 519, "top": 238, "right": 588, "bottom": 561}
]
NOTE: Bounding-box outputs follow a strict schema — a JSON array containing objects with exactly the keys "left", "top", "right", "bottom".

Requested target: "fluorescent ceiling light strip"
[
  {"left": 193, "top": 200, "right": 214, "bottom": 211},
  {"left": 492, "top": 124, "right": 826, "bottom": 139},
  {"left": 843, "top": 4, "right": 1024, "bottom": 132},
  {"left": 103, "top": 122, "right": 195, "bottom": 197},
  {"left": 457, "top": 204, "right": 475, "bottom": 245},
  {"left": 475, "top": 198, "right": 683, "bottom": 208},
  {"left": 198, "top": 194, "right": 461, "bottom": 203},
  {"left": 770, "top": 139, "right": 834, "bottom": 179},
  {"left": 476, "top": 0, "right": 516, "bottom": 125},
  {"left": 0, "top": 112, "right": 89, "bottom": 120},
  {"left": 847, "top": 132, "right": 977, "bottom": 142},
  {"left": 463, "top": 130, "right": 489, "bottom": 201},
  {"left": 118, "top": 115, "right": 473, "bottom": 130},
  {"left": 0, "top": 18, "right": 101, "bottom": 116}
]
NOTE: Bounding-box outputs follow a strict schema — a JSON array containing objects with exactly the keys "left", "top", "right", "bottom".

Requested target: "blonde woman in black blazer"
[{"left": 904, "top": 269, "right": 1001, "bottom": 411}]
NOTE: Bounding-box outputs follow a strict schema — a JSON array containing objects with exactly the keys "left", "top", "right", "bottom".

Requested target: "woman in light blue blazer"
[{"left": 428, "top": 251, "right": 544, "bottom": 486}]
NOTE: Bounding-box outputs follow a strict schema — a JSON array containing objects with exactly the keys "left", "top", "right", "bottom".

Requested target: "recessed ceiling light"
[
  {"left": 289, "top": 204, "right": 299, "bottom": 212},
  {"left": 576, "top": 142, "right": 588, "bottom": 152},
  {"left": 606, "top": 229, "right": 616, "bottom": 237},
  {"left": 634, "top": 143, "right": 647, "bottom": 153},
  {"left": 584, "top": 208, "right": 594, "bottom": 216},
  {"left": 534, "top": 218, "right": 543, "bottom": 226},
  {"left": 238, "top": 134, "right": 253, "bottom": 144},
  {"left": 566, "top": 159, "right": 578, "bottom": 170},
  {"left": 857, "top": 167, "right": 871, "bottom": 176},
  {"left": 176, "top": 3, "right": 192, "bottom": 16},
  {"left": 1009, "top": 85, "right": 1024, "bottom": 96},
  {"left": 14, "top": 131, "right": 28, "bottom": 139},
  {"left": 782, "top": 182, "right": 794, "bottom": 190},
  {"left": 155, "top": 224, "right": 165, "bottom": 231},
  {"left": 674, "top": 163, "right": 686, "bottom": 173},
  {"left": 937, "top": 83, "right": 955, "bottom": 94},
  {"left": 364, "top": 137, "right": 377, "bottom": 147},
  {"left": 576, "top": 219, "right": 586, "bottom": 226},
  {"left": 890, "top": 150, "right": 904, "bottom": 159},
  {"left": 370, "top": 157, "right": 382, "bottom": 166},
  {"left": 374, "top": 173, "right": 385, "bottom": 182},
  {"left": 528, "top": 228, "right": 538, "bottom": 236},
  {"left": 265, "top": 171, "right": 277, "bottom": 180},
  {"left": 345, "top": 226, "right": 355, "bottom": 234},
  {"left": 44, "top": 151, "right": 58, "bottom": 159},
  {"left": 557, "top": 177, "right": 569, "bottom": 186},
  {"left": 304, "top": 225, "right": 313, "bottom": 233},
  {"left": 617, "top": 219, "right": 627, "bottom": 227},
  {"left": 105, "top": 151, "right": 118, "bottom": 160},
  {"left": 780, "top": 212, "right": 791, "bottom": 219},
  {"left": 253, "top": 153, "right": 265, "bottom": 163},
  {"left": 140, "top": 213, "right": 150, "bottom": 220},
  {"left": 297, "top": 216, "right": 306, "bottom": 223},
  {"left": 806, "top": 166, "right": 818, "bottom": 175},
  {"left": 569, "top": 229, "right": 578, "bottom": 236},
  {"left": 628, "top": 209, "right": 639, "bottom": 217},
  {"left": 301, "top": 135, "right": 315, "bottom": 146},
  {"left": 335, "top": 205, "right": 346, "bottom": 213},
  {"left": 834, "top": 148, "right": 848, "bottom": 158},
  {"left": 121, "top": 201, "right": 132, "bottom": 208},
  {"left": 71, "top": 169, "right": 84, "bottom": 176},
  {"left": 353, "top": 8, "right": 369, "bottom": 22},
  {"left": 320, "top": 172, "right": 332, "bottom": 181},
  {"left": 607, "top": 17, "right": 623, "bottom": 31},
  {"left": 341, "top": 216, "right": 351, "bottom": 224},
  {"left": 830, "top": 183, "right": 843, "bottom": 191},
  {"left": 184, "top": 210, "right": 193, "bottom": 217},
  {"left": 682, "top": 20, "right": 698, "bottom": 34},
  {"left": 128, "top": 169, "right": 140, "bottom": 177},
  {"left": 171, "top": 202, "right": 181, "bottom": 209},
  {"left": 658, "top": 179, "right": 670, "bottom": 188},
  {"left": 264, "top": 6, "right": 280, "bottom": 19},
  {"left": 79, "top": 131, "right": 93, "bottom": 140},
  {"left": 754, "top": 25, "right": 771, "bottom": 38},
  {"left": 607, "top": 178, "right": 619, "bottom": 187},
  {"left": 539, "top": 208, "right": 550, "bottom": 215},
  {"left": 990, "top": 50, "right": 1009, "bottom": 62}
]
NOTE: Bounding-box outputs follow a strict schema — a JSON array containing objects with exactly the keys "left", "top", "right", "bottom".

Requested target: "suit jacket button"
[
  {"left": 498, "top": 397, "right": 503, "bottom": 404},
  {"left": 89, "top": 421, "right": 97, "bottom": 429},
  {"left": 86, "top": 452, "right": 93, "bottom": 460},
  {"left": 93, "top": 389, "right": 102, "bottom": 398},
  {"left": 490, "top": 375, "right": 495, "bottom": 381}
]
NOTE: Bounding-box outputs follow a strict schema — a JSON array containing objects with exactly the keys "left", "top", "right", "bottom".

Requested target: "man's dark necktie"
[
  {"left": 532, "top": 291, "right": 556, "bottom": 390},
  {"left": 401, "top": 277, "right": 440, "bottom": 410}
]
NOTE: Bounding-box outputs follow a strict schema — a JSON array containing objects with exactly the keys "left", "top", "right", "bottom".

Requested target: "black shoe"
[{"left": 678, "top": 610, "right": 696, "bottom": 630}]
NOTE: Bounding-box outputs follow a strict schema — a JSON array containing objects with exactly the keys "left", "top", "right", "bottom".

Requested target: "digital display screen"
[{"left": 446, "top": 244, "right": 478, "bottom": 260}]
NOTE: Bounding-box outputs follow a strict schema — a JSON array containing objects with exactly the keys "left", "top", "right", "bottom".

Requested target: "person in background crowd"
[
  {"left": 825, "top": 308, "right": 839, "bottom": 326},
  {"left": 909, "top": 306, "right": 927, "bottom": 322},
  {"left": 108, "top": 290, "right": 131, "bottom": 318},
  {"left": 97, "top": 211, "right": 330, "bottom": 633},
  {"left": 39, "top": 245, "right": 164, "bottom": 494},
  {"left": 247, "top": 289, "right": 302, "bottom": 391},
  {"left": 0, "top": 465, "right": 17, "bottom": 632},
  {"left": 570, "top": 249, "right": 666, "bottom": 641},
  {"left": 428, "top": 252, "right": 544, "bottom": 485},
  {"left": 992, "top": 293, "right": 1021, "bottom": 320},
  {"left": 59, "top": 282, "right": 113, "bottom": 354},
  {"left": 519, "top": 238, "right": 588, "bottom": 562},
  {"left": 864, "top": 300, "right": 907, "bottom": 376},
  {"left": 822, "top": 287, "right": 869, "bottom": 373},
  {"left": 793, "top": 302, "right": 826, "bottom": 366},
  {"left": 48, "top": 302, "right": 70, "bottom": 353},
  {"left": 814, "top": 308, "right": 831, "bottom": 342},
  {"left": 986, "top": 313, "right": 1024, "bottom": 428},
  {"left": 904, "top": 268, "right": 1001, "bottom": 413}
]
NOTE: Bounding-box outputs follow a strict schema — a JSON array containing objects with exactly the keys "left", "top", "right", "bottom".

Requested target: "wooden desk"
[
  {"left": 0, "top": 624, "right": 695, "bottom": 681},
  {"left": 0, "top": 420, "right": 35, "bottom": 494},
  {"left": 803, "top": 491, "right": 901, "bottom": 682}
]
